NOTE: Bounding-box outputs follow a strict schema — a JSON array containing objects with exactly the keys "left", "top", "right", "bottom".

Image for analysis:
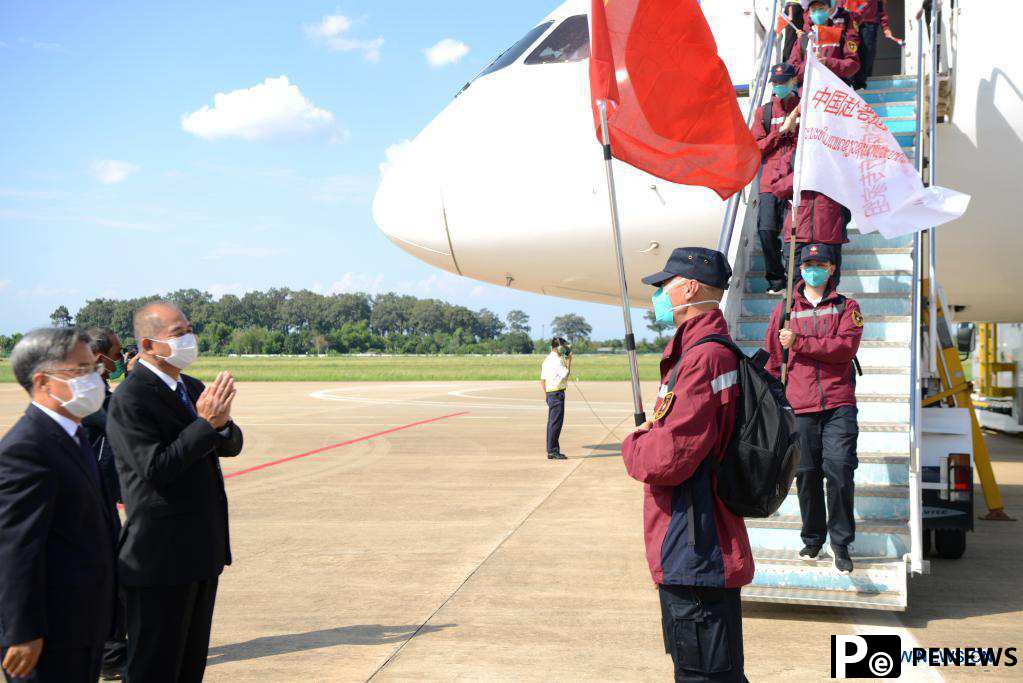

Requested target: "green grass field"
[{"left": 0, "top": 354, "right": 664, "bottom": 383}]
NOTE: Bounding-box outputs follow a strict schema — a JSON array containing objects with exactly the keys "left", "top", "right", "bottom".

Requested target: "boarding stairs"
[{"left": 727, "top": 75, "right": 922, "bottom": 610}]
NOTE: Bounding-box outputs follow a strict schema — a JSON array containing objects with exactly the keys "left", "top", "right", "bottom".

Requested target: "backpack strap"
[
  {"left": 830, "top": 296, "right": 864, "bottom": 376},
  {"left": 800, "top": 32, "right": 810, "bottom": 57},
  {"left": 762, "top": 100, "right": 773, "bottom": 134},
  {"left": 665, "top": 335, "right": 742, "bottom": 393}
]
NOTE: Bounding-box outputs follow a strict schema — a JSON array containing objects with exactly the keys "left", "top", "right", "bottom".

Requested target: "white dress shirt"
[
  {"left": 31, "top": 401, "right": 79, "bottom": 439},
  {"left": 540, "top": 351, "right": 569, "bottom": 392}
]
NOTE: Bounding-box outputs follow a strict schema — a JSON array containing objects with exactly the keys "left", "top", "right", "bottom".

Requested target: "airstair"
[{"left": 715, "top": 4, "right": 941, "bottom": 608}]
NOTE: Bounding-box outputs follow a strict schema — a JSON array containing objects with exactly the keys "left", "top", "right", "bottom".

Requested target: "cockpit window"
[
  {"left": 468, "top": 21, "right": 555, "bottom": 87},
  {"left": 524, "top": 15, "right": 590, "bottom": 65}
]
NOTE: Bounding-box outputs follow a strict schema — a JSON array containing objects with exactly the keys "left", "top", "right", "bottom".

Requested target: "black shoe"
[
  {"left": 547, "top": 452, "right": 567, "bottom": 460},
  {"left": 100, "top": 667, "right": 124, "bottom": 681},
  {"left": 799, "top": 544, "right": 824, "bottom": 561},
  {"left": 766, "top": 281, "right": 786, "bottom": 294},
  {"left": 831, "top": 545, "right": 854, "bottom": 574}
]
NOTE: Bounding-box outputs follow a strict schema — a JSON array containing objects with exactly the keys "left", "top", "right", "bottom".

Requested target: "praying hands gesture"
[{"left": 196, "top": 371, "right": 236, "bottom": 430}]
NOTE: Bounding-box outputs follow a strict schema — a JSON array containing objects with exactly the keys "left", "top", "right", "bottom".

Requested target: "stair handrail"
[{"left": 716, "top": 0, "right": 780, "bottom": 255}]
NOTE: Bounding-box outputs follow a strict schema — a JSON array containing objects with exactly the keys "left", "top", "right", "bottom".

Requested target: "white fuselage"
[{"left": 373, "top": 0, "right": 1023, "bottom": 321}]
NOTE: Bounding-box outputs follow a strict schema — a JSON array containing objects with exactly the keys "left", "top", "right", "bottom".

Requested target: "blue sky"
[{"left": 0, "top": 0, "right": 654, "bottom": 341}]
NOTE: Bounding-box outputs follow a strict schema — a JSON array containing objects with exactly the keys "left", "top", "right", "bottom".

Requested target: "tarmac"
[{"left": 0, "top": 380, "right": 1020, "bottom": 681}]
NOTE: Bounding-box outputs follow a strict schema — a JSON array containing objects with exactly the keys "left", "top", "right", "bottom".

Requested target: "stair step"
[
  {"left": 748, "top": 251, "right": 913, "bottom": 272},
  {"left": 739, "top": 315, "right": 911, "bottom": 342},
  {"left": 776, "top": 485, "right": 909, "bottom": 520},
  {"left": 742, "top": 585, "right": 907, "bottom": 610},
  {"left": 866, "top": 76, "right": 917, "bottom": 89},
  {"left": 745, "top": 271, "right": 912, "bottom": 294},
  {"left": 861, "top": 87, "right": 917, "bottom": 103},
  {"left": 751, "top": 553, "right": 907, "bottom": 594},
  {"left": 747, "top": 516, "right": 909, "bottom": 558},
  {"left": 844, "top": 232, "right": 915, "bottom": 248}
]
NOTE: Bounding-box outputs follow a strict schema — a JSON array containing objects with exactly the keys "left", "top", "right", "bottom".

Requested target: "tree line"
[{"left": 0, "top": 289, "right": 669, "bottom": 357}]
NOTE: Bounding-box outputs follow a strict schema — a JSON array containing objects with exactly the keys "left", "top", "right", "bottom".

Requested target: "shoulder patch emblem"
[
  {"left": 847, "top": 40, "right": 859, "bottom": 53},
  {"left": 653, "top": 391, "right": 676, "bottom": 422},
  {"left": 851, "top": 310, "right": 864, "bottom": 327}
]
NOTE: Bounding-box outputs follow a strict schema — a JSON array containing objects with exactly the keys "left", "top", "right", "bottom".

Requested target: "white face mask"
[
  {"left": 46, "top": 371, "right": 106, "bottom": 418},
  {"left": 151, "top": 333, "right": 199, "bottom": 369}
]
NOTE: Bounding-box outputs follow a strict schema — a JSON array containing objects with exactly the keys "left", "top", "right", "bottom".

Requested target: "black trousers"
[
  {"left": 102, "top": 587, "right": 128, "bottom": 672},
  {"left": 1, "top": 646, "right": 100, "bottom": 683},
  {"left": 757, "top": 192, "right": 787, "bottom": 290},
  {"left": 125, "top": 578, "right": 218, "bottom": 683},
  {"left": 795, "top": 405, "right": 859, "bottom": 548},
  {"left": 545, "top": 390, "right": 565, "bottom": 455},
  {"left": 659, "top": 585, "right": 748, "bottom": 682},
  {"left": 853, "top": 22, "right": 880, "bottom": 90}
]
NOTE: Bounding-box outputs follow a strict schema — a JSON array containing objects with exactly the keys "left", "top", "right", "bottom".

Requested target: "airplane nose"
[{"left": 372, "top": 141, "right": 458, "bottom": 273}]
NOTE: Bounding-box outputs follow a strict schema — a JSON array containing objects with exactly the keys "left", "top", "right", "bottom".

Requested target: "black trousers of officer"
[
  {"left": 545, "top": 390, "right": 565, "bottom": 455},
  {"left": 1, "top": 646, "right": 101, "bottom": 683},
  {"left": 125, "top": 578, "right": 218, "bottom": 683},
  {"left": 795, "top": 405, "right": 859, "bottom": 549},
  {"left": 101, "top": 588, "right": 127, "bottom": 673},
  {"left": 853, "top": 22, "right": 880, "bottom": 90},
  {"left": 757, "top": 192, "right": 788, "bottom": 291},
  {"left": 659, "top": 585, "right": 748, "bottom": 682}
]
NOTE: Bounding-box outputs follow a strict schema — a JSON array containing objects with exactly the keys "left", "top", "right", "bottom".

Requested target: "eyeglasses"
[{"left": 46, "top": 363, "right": 104, "bottom": 378}]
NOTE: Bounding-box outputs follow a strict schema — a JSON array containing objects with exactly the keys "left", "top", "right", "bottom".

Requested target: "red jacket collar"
[
  {"left": 792, "top": 281, "right": 843, "bottom": 310},
  {"left": 662, "top": 308, "right": 730, "bottom": 362}
]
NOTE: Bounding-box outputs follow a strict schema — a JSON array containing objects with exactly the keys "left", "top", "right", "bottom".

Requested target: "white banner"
[{"left": 792, "top": 44, "right": 970, "bottom": 238}]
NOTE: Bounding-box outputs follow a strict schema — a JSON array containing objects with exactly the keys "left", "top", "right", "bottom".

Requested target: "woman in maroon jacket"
[{"left": 765, "top": 243, "right": 863, "bottom": 574}]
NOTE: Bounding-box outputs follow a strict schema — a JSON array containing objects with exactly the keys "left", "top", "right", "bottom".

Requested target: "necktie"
[
  {"left": 74, "top": 427, "right": 102, "bottom": 484},
  {"left": 176, "top": 381, "right": 198, "bottom": 417}
]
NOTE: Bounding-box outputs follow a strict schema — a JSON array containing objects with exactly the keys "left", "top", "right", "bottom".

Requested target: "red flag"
[{"left": 588, "top": 0, "right": 761, "bottom": 199}]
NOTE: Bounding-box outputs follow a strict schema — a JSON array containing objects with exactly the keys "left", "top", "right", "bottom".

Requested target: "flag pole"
[
  {"left": 782, "top": 38, "right": 816, "bottom": 384},
  {"left": 597, "top": 99, "right": 646, "bottom": 426}
]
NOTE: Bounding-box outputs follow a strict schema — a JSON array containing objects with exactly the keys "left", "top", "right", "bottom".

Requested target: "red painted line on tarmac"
[{"left": 222, "top": 410, "right": 470, "bottom": 480}]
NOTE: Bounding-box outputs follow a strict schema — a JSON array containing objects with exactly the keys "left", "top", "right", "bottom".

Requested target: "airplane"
[{"left": 372, "top": 0, "right": 1023, "bottom": 323}]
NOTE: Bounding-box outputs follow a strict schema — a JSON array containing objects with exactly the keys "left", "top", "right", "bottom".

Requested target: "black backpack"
[{"left": 664, "top": 335, "right": 800, "bottom": 518}]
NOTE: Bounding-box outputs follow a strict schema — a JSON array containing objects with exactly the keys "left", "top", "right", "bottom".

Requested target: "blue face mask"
[
  {"left": 801, "top": 266, "right": 831, "bottom": 288},
  {"left": 810, "top": 8, "right": 831, "bottom": 25},
  {"left": 773, "top": 83, "right": 794, "bottom": 99},
  {"left": 652, "top": 286, "right": 678, "bottom": 325}
]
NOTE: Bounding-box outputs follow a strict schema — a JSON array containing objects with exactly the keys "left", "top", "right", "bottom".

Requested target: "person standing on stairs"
[
  {"left": 752, "top": 62, "right": 802, "bottom": 294},
  {"left": 846, "top": 0, "right": 899, "bottom": 90},
  {"left": 788, "top": 0, "right": 861, "bottom": 87},
  {"left": 764, "top": 243, "right": 864, "bottom": 574}
]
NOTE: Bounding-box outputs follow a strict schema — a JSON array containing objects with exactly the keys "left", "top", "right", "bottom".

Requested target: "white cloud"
[
  {"left": 312, "top": 174, "right": 375, "bottom": 204},
  {"left": 305, "top": 12, "right": 384, "bottom": 62},
  {"left": 201, "top": 244, "right": 283, "bottom": 261},
  {"left": 423, "top": 39, "right": 469, "bottom": 68},
  {"left": 0, "top": 187, "right": 67, "bottom": 200},
  {"left": 318, "top": 272, "right": 386, "bottom": 296},
  {"left": 91, "top": 160, "right": 139, "bottom": 184},
  {"left": 181, "top": 76, "right": 340, "bottom": 142},
  {"left": 379, "top": 139, "right": 412, "bottom": 177},
  {"left": 15, "top": 285, "right": 79, "bottom": 299},
  {"left": 206, "top": 283, "right": 246, "bottom": 299},
  {"left": 0, "top": 280, "right": 9, "bottom": 293}
]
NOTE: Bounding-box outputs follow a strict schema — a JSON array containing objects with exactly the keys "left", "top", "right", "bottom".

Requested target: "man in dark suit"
[
  {"left": 106, "top": 301, "right": 242, "bottom": 683},
  {"left": 82, "top": 327, "right": 128, "bottom": 680},
  {"left": 0, "top": 328, "right": 118, "bottom": 682}
]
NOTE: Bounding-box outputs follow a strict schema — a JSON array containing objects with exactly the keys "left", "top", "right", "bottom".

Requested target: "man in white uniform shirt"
[{"left": 540, "top": 338, "right": 572, "bottom": 460}]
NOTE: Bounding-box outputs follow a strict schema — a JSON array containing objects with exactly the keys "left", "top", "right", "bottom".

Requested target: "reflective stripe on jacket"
[
  {"left": 765, "top": 283, "right": 864, "bottom": 414},
  {"left": 622, "top": 309, "right": 754, "bottom": 588}
]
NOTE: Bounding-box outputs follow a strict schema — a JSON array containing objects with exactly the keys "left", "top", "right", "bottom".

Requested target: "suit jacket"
[
  {"left": 81, "top": 385, "right": 123, "bottom": 506},
  {"left": 0, "top": 405, "right": 117, "bottom": 648},
  {"left": 106, "top": 365, "right": 243, "bottom": 587}
]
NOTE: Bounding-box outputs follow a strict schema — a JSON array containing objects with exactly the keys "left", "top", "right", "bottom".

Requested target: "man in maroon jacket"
[
  {"left": 765, "top": 243, "right": 863, "bottom": 573},
  {"left": 846, "top": 0, "right": 898, "bottom": 90},
  {"left": 752, "top": 62, "right": 801, "bottom": 293},
  {"left": 788, "top": 0, "right": 861, "bottom": 86},
  {"left": 623, "top": 247, "right": 753, "bottom": 682}
]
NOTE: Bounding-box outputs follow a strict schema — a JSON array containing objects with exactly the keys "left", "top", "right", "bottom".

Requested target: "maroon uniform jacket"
[
  {"left": 622, "top": 309, "right": 754, "bottom": 588},
  {"left": 752, "top": 94, "right": 801, "bottom": 197},
  {"left": 788, "top": 15, "right": 861, "bottom": 84},
  {"left": 765, "top": 282, "right": 864, "bottom": 414}
]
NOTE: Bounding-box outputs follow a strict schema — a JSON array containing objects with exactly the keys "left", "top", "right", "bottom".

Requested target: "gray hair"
[
  {"left": 10, "top": 327, "right": 91, "bottom": 393},
  {"left": 85, "top": 327, "right": 118, "bottom": 356},
  {"left": 133, "top": 300, "right": 183, "bottom": 342}
]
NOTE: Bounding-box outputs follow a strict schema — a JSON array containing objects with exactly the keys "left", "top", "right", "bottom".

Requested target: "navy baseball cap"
[
  {"left": 799, "top": 243, "right": 838, "bottom": 265},
  {"left": 770, "top": 63, "right": 797, "bottom": 84},
  {"left": 641, "top": 247, "right": 732, "bottom": 290}
]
